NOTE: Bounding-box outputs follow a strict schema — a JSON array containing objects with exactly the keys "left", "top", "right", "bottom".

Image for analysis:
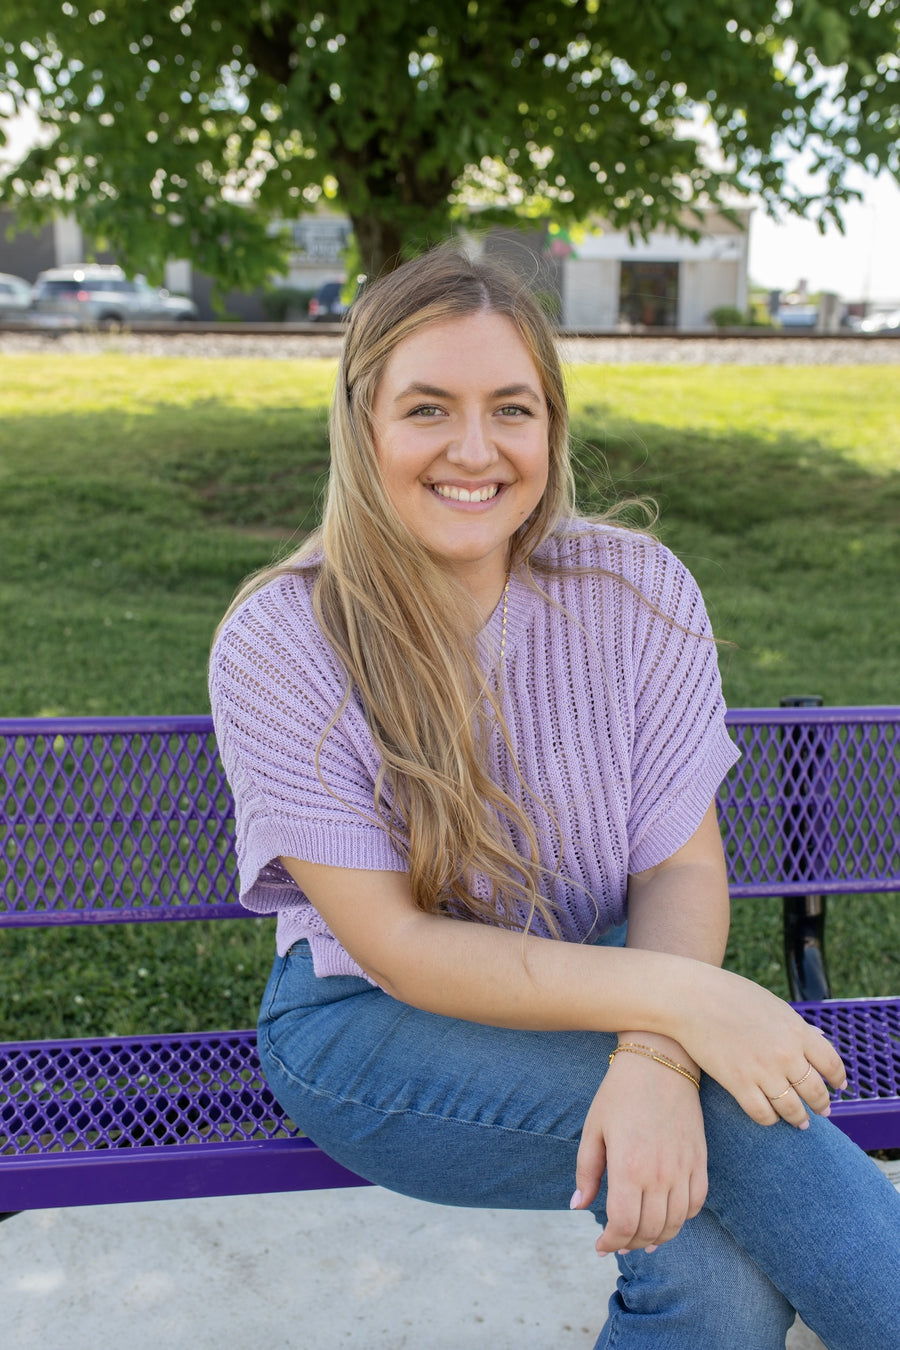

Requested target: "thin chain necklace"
[{"left": 498, "top": 572, "right": 510, "bottom": 669}]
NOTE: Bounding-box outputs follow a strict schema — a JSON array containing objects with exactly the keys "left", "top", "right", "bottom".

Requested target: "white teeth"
[{"left": 432, "top": 483, "right": 500, "bottom": 502}]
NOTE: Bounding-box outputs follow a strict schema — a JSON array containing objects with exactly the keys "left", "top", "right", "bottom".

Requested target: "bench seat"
[
  {"left": 0, "top": 1027, "right": 366, "bottom": 1211},
  {"left": 2, "top": 996, "right": 898, "bottom": 1213}
]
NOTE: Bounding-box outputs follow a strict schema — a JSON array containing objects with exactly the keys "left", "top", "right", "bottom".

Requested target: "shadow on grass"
[
  {"left": 0, "top": 405, "right": 330, "bottom": 716},
  {"left": 0, "top": 402, "right": 332, "bottom": 538},
  {"left": 1, "top": 399, "right": 898, "bottom": 711},
  {"left": 570, "top": 408, "right": 900, "bottom": 534},
  {"left": 165, "top": 407, "right": 332, "bottom": 530},
  {"left": 2, "top": 397, "right": 896, "bottom": 546}
]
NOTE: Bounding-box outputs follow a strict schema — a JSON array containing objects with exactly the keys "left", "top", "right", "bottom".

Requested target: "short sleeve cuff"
[
  {"left": 628, "top": 724, "right": 740, "bottom": 875},
  {"left": 237, "top": 816, "right": 407, "bottom": 912}
]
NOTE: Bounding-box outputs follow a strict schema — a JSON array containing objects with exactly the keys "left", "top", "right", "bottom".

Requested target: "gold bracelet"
[{"left": 608, "top": 1042, "right": 701, "bottom": 1091}]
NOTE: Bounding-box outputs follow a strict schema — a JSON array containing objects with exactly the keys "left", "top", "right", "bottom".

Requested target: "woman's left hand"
[{"left": 571, "top": 1034, "right": 708, "bottom": 1256}]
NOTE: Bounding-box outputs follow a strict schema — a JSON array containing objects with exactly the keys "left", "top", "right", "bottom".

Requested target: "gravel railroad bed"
[{"left": 1, "top": 328, "right": 898, "bottom": 364}]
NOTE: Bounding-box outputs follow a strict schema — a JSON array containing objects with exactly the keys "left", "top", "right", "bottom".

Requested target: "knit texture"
[{"left": 209, "top": 522, "right": 740, "bottom": 980}]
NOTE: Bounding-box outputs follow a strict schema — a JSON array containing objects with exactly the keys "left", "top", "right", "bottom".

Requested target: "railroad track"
[{"left": 1, "top": 320, "right": 898, "bottom": 364}]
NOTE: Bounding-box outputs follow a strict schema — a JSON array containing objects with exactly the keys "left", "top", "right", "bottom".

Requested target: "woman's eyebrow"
[
  {"left": 394, "top": 382, "right": 453, "bottom": 402},
  {"left": 492, "top": 383, "right": 543, "bottom": 401},
  {"left": 393, "top": 381, "right": 543, "bottom": 403}
]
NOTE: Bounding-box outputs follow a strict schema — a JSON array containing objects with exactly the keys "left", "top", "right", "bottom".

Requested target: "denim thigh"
[
  {"left": 258, "top": 942, "right": 900, "bottom": 1350},
  {"left": 258, "top": 940, "right": 601, "bottom": 1209}
]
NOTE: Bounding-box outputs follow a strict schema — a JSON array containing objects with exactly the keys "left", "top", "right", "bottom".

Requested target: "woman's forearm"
[
  {"left": 379, "top": 906, "right": 715, "bottom": 1040},
  {"left": 384, "top": 909, "right": 846, "bottom": 1135},
  {"left": 281, "top": 854, "right": 710, "bottom": 1037}
]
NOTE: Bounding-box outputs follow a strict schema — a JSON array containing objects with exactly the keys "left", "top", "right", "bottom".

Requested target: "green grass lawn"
[{"left": 1, "top": 353, "right": 898, "bottom": 1039}]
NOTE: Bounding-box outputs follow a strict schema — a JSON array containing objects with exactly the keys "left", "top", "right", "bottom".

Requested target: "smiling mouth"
[{"left": 431, "top": 483, "right": 501, "bottom": 503}]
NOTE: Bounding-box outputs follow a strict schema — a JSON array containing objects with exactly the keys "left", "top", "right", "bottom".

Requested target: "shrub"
[
  {"left": 708, "top": 304, "right": 748, "bottom": 329},
  {"left": 260, "top": 286, "right": 316, "bottom": 323}
]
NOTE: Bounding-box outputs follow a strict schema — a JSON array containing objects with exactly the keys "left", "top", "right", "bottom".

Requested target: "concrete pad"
[{"left": 8, "top": 1165, "right": 889, "bottom": 1350}]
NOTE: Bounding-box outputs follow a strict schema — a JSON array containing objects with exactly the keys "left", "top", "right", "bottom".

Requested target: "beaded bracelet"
[{"left": 608, "top": 1041, "right": 701, "bottom": 1090}]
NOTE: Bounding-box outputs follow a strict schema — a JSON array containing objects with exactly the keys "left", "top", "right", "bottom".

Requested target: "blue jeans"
[{"left": 258, "top": 942, "right": 900, "bottom": 1349}]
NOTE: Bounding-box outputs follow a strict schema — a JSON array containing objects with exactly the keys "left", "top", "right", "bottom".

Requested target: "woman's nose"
[{"left": 446, "top": 417, "right": 498, "bottom": 468}]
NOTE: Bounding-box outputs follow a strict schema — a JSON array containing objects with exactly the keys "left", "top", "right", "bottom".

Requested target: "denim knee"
[{"left": 597, "top": 1208, "right": 794, "bottom": 1350}]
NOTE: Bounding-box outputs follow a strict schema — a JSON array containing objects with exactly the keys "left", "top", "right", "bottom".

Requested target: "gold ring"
[
  {"left": 789, "top": 1065, "right": 813, "bottom": 1089},
  {"left": 767, "top": 1085, "right": 793, "bottom": 1102}
]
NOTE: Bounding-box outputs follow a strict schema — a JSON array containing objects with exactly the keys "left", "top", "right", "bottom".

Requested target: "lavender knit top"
[{"left": 208, "top": 522, "right": 740, "bottom": 982}]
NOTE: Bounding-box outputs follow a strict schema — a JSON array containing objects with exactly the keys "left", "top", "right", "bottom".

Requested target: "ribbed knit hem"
[
  {"left": 238, "top": 816, "right": 406, "bottom": 910},
  {"left": 628, "top": 725, "right": 741, "bottom": 874}
]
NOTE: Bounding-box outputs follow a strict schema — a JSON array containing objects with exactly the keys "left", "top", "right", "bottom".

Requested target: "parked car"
[
  {"left": 30, "top": 265, "right": 198, "bottom": 328},
  {"left": 858, "top": 309, "right": 900, "bottom": 334},
  {"left": 776, "top": 304, "right": 818, "bottom": 329},
  {"left": 307, "top": 280, "right": 351, "bottom": 322},
  {"left": 0, "top": 272, "right": 34, "bottom": 321}
]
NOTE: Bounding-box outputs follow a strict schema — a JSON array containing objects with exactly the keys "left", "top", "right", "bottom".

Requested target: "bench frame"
[{"left": 2, "top": 705, "right": 899, "bottom": 1215}]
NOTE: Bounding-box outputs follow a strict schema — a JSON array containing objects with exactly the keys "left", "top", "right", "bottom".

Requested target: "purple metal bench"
[{"left": 1, "top": 706, "right": 899, "bottom": 1215}]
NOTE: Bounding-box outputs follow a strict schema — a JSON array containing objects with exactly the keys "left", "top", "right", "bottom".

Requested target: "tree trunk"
[{"left": 350, "top": 213, "right": 409, "bottom": 281}]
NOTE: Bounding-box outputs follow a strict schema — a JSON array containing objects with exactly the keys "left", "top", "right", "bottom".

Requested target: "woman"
[{"left": 209, "top": 247, "right": 900, "bottom": 1348}]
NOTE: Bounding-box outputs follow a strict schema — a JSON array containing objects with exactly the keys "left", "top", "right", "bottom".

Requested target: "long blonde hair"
[{"left": 225, "top": 246, "right": 586, "bottom": 933}]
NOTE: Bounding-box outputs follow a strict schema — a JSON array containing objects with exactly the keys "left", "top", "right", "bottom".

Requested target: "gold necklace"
[{"left": 499, "top": 573, "right": 510, "bottom": 668}]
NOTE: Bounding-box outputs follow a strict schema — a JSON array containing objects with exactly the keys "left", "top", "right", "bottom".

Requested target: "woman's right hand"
[{"left": 675, "top": 965, "right": 847, "bottom": 1129}]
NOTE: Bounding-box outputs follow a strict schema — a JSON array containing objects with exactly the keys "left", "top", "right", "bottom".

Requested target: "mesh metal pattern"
[
  {"left": 1, "top": 716, "right": 238, "bottom": 925},
  {"left": 0, "top": 1030, "right": 293, "bottom": 1157},
  {"left": 2, "top": 1009, "right": 898, "bottom": 1164},
  {"left": 3, "top": 710, "right": 899, "bottom": 927},
  {"left": 798, "top": 999, "right": 900, "bottom": 1105},
  {"left": 719, "top": 708, "right": 900, "bottom": 896},
  {"left": 795, "top": 998, "right": 900, "bottom": 1148}
]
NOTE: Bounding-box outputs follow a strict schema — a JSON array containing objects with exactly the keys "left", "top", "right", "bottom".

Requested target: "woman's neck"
[{"left": 452, "top": 557, "right": 511, "bottom": 629}]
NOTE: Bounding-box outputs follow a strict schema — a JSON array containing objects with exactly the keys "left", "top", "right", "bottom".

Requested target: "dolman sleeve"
[
  {"left": 624, "top": 541, "right": 740, "bottom": 874},
  {"left": 208, "top": 573, "right": 406, "bottom": 914}
]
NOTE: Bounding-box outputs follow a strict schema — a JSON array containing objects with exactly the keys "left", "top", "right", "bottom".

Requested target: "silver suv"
[
  {"left": 30, "top": 265, "right": 198, "bottom": 328},
  {"left": 0, "top": 272, "right": 34, "bottom": 321}
]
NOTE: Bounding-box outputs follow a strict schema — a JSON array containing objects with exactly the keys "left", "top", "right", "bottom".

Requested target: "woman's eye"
[
  {"left": 409, "top": 405, "right": 444, "bottom": 418},
  {"left": 497, "top": 404, "right": 532, "bottom": 417}
]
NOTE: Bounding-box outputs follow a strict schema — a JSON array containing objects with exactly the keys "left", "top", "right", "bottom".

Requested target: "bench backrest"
[{"left": 2, "top": 708, "right": 899, "bottom": 929}]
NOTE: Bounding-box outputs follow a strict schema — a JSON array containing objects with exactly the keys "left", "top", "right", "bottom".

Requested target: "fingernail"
[
  {"left": 644, "top": 1244, "right": 659, "bottom": 1254},
  {"left": 822, "top": 1105, "right": 831, "bottom": 1117},
  {"left": 569, "top": 1189, "right": 583, "bottom": 1210},
  {"left": 840, "top": 1080, "right": 848, "bottom": 1090},
  {"left": 798, "top": 1118, "right": 810, "bottom": 1130},
  {"left": 597, "top": 1248, "right": 611, "bottom": 1258}
]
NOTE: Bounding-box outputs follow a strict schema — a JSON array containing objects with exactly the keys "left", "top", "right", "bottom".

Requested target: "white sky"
[
  {"left": 747, "top": 168, "right": 900, "bottom": 304},
  {"left": 3, "top": 103, "right": 899, "bottom": 304}
]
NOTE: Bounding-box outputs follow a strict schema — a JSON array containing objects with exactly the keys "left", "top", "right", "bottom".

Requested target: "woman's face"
[{"left": 371, "top": 309, "right": 550, "bottom": 608}]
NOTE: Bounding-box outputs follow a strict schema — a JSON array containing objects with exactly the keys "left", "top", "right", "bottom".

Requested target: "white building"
[{"left": 559, "top": 209, "right": 750, "bottom": 331}]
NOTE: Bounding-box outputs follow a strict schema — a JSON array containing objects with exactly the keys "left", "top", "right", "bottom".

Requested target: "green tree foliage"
[{"left": 1, "top": 1, "right": 898, "bottom": 283}]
